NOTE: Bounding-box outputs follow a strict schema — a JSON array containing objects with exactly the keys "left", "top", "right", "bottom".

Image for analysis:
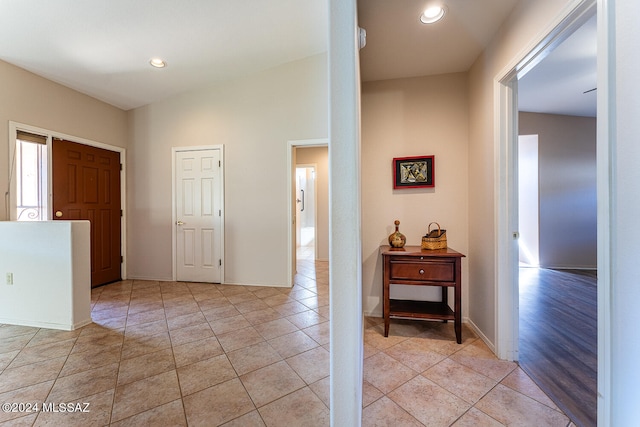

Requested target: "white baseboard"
[
  {"left": 0, "top": 316, "right": 92, "bottom": 331},
  {"left": 465, "top": 317, "right": 497, "bottom": 354}
]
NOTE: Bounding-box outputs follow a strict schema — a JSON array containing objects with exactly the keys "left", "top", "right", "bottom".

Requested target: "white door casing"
[{"left": 173, "top": 147, "right": 223, "bottom": 283}]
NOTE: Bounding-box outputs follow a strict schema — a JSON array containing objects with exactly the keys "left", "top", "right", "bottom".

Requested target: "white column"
[
  {"left": 599, "top": 0, "right": 640, "bottom": 424},
  {"left": 328, "top": 0, "right": 363, "bottom": 425}
]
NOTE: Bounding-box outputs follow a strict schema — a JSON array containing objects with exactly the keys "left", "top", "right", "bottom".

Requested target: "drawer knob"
[{"left": 419, "top": 269, "right": 425, "bottom": 274}]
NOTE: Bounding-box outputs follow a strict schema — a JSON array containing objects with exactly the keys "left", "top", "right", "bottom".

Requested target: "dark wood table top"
[{"left": 380, "top": 245, "right": 465, "bottom": 258}]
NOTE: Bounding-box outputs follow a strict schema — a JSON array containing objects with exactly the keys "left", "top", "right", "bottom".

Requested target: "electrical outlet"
[{"left": 5, "top": 273, "right": 13, "bottom": 285}]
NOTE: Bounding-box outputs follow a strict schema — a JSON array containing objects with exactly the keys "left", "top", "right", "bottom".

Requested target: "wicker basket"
[{"left": 421, "top": 222, "right": 447, "bottom": 250}]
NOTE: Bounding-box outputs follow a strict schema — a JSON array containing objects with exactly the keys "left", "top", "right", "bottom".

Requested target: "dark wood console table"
[{"left": 381, "top": 245, "right": 465, "bottom": 343}]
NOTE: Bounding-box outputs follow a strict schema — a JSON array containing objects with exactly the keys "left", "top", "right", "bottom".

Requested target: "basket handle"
[{"left": 428, "top": 222, "right": 441, "bottom": 234}]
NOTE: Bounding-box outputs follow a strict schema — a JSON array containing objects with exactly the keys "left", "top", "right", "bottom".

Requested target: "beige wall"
[
  {"left": 519, "top": 112, "right": 597, "bottom": 269},
  {"left": 296, "top": 146, "right": 329, "bottom": 261},
  {"left": 361, "top": 72, "right": 469, "bottom": 317},
  {"left": 0, "top": 60, "right": 128, "bottom": 221},
  {"left": 127, "top": 54, "right": 328, "bottom": 284},
  {"left": 467, "top": 0, "right": 576, "bottom": 344}
]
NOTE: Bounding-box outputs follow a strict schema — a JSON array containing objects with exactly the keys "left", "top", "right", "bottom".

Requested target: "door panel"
[
  {"left": 176, "top": 149, "right": 222, "bottom": 283},
  {"left": 52, "top": 139, "right": 122, "bottom": 287}
]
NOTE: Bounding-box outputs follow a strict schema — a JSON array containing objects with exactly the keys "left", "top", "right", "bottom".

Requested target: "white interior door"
[{"left": 175, "top": 148, "right": 222, "bottom": 283}]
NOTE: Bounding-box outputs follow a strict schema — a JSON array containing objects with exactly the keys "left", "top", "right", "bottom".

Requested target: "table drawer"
[{"left": 389, "top": 260, "right": 454, "bottom": 282}]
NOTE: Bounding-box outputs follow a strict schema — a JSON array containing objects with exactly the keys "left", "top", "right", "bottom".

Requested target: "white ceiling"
[
  {"left": 0, "top": 1, "right": 596, "bottom": 116},
  {"left": 358, "top": 0, "right": 597, "bottom": 118},
  {"left": 0, "top": 0, "right": 328, "bottom": 111},
  {"left": 358, "top": 0, "right": 519, "bottom": 82},
  {"left": 518, "top": 15, "right": 597, "bottom": 117}
]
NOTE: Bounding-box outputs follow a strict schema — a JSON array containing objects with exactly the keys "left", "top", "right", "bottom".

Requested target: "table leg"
[
  {"left": 383, "top": 256, "right": 390, "bottom": 337},
  {"left": 455, "top": 258, "right": 462, "bottom": 343},
  {"left": 442, "top": 287, "right": 448, "bottom": 323}
]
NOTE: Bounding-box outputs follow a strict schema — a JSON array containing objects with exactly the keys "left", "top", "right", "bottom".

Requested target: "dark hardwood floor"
[{"left": 519, "top": 267, "right": 597, "bottom": 427}]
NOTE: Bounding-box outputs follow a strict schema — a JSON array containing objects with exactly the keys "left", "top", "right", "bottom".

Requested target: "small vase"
[{"left": 388, "top": 220, "right": 406, "bottom": 248}]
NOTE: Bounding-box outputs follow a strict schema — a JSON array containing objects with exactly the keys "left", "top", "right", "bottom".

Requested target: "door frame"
[
  {"left": 493, "top": 0, "right": 619, "bottom": 419},
  {"left": 286, "top": 138, "right": 328, "bottom": 287},
  {"left": 171, "top": 145, "right": 225, "bottom": 283},
  {"left": 8, "top": 121, "right": 127, "bottom": 280},
  {"left": 494, "top": 0, "right": 596, "bottom": 362}
]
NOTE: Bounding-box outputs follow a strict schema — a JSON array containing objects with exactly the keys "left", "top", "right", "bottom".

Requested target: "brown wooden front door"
[{"left": 52, "top": 139, "right": 122, "bottom": 287}]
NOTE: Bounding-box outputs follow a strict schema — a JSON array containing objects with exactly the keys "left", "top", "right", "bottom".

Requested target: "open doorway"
[
  {"left": 515, "top": 10, "right": 597, "bottom": 427},
  {"left": 287, "top": 140, "right": 328, "bottom": 286},
  {"left": 517, "top": 113, "right": 597, "bottom": 427}
]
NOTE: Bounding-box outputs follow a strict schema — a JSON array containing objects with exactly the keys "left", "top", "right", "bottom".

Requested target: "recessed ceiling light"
[
  {"left": 420, "top": 5, "right": 447, "bottom": 24},
  {"left": 149, "top": 58, "right": 166, "bottom": 68}
]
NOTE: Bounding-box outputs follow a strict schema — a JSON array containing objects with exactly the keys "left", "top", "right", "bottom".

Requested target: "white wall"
[
  {"left": 0, "top": 60, "right": 128, "bottom": 221},
  {"left": 296, "top": 146, "right": 329, "bottom": 261},
  {"left": 520, "top": 112, "right": 597, "bottom": 269},
  {"left": 127, "top": 54, "right": 328, "bottom": 285},
  {"left": 361, "top": 73, "right": 469, "bottom": 317},
  {"left": 0, "top": 221, "right": 91, "bottom": 330}
]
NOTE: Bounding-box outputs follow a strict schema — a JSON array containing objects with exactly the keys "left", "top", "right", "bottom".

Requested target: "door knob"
[
  {"left": 55, "top": 211, "right": 63, "bottom": 218},
  {"left": 176, "top": 221, "right": 185, "bottom": 225}
]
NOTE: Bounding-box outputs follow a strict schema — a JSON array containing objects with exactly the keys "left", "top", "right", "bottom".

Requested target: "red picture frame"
[{"left": 393, "top": 155, "right": 435, "bottom": 189}]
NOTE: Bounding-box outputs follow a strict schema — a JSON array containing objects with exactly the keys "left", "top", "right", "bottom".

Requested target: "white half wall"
[{"left": 0, "top": 220, "right": 92, "bottom": 330}]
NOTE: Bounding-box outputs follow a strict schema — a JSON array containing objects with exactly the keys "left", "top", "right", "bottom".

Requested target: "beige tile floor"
[{"left": 0, "top": 256, "right": 574, "bottom": 426}]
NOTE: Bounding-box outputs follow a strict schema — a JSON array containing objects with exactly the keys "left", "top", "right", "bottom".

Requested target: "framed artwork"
[{"left": 393, "top": 155, "right": 435, "bottom": 189}]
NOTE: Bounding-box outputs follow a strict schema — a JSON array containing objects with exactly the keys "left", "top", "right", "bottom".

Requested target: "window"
[{"left": 15, "top": 131, "right": 48, "bottom": 221}]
